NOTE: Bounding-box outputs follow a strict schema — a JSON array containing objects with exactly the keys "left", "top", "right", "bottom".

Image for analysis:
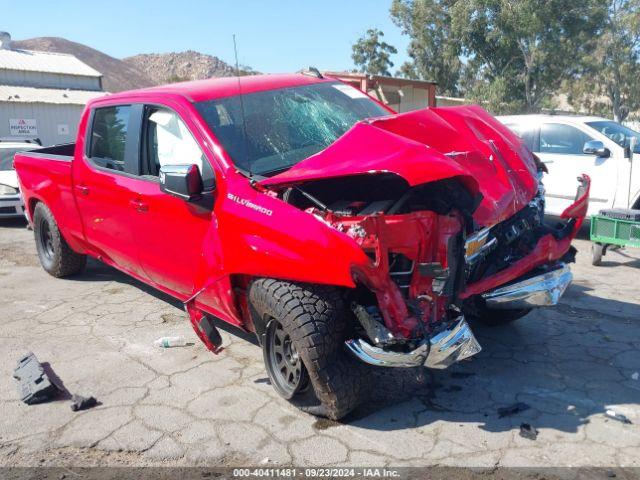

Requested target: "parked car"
[
  {"left": 0, "top": 140, "right": 38, "bottom": 218},
  {"left": 499, "top": 114, "right": 639, "bottom": 217},
  {"left": 14, "top": 74, "right": 589, "bottom": 419}
]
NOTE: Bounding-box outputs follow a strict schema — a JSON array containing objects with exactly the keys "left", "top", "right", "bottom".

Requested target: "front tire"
[
  {"left": 33, "top": 202, "right": 86, "bottom": 278},
  {"left": 249, "top": 279, "right": 368, "bottom": 420}
]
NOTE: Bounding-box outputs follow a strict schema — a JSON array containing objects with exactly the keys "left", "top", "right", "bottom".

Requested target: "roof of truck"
[{"left": 108, "top": 73, "right": 332, "bottom": 104}]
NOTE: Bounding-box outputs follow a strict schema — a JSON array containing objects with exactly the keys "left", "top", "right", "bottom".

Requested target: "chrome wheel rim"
[{"left": 265, "top": 319, "right": 307, "bottom": 399}]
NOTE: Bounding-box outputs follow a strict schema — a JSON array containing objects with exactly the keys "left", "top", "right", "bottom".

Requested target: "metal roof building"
[{"left": 0, "top": 32, "right": 105, "bottom": 146}]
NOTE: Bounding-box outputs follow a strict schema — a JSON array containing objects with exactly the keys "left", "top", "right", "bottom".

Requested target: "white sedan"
[
  {"left": 498, "top": 114, "right": 640, "bottom": 217},
  {"left": 0, "top": 141, "right": 36, "bottom": 218}
]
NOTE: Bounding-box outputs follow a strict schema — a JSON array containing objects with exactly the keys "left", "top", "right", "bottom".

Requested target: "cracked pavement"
[{"left": 0, "top": 218, "right": 639, "bottom": 467}]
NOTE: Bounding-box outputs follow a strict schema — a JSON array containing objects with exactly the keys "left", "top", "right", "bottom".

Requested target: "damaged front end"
[
  {"left": 277, "top": 176, "right": 484, "bottom": 369},
  {"left": 257, "top": 106, "right": 589, "bottom": 370}
]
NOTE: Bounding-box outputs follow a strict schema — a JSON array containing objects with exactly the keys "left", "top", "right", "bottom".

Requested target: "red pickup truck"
[{"left": 14, "top": 73, "right": 589, "bottom": 419}]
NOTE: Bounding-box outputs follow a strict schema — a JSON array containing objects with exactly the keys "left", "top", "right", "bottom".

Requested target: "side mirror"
[
  {"left": 159, "top": 164, "right": 203, "bottom": 201},
  {"left": 583, "top": 140, "right": 610, "bottom": 158}
]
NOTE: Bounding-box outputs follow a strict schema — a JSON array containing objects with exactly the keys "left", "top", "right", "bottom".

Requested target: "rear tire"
[
  {"left": 249, "top": 279, "right": 368, "bottom": 420},
  {"left": 33, "top": 202, "right": 86, "bottom": 278}
]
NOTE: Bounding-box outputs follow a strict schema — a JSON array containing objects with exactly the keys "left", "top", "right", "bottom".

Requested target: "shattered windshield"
[{"left": 195, "top": 82, "right": 389, "bottom": 176}]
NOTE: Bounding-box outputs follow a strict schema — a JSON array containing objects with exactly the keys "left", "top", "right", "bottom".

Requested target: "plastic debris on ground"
[
  {"left": 497, "top": 402, "right": 530, "bottom": 418},
  {"left": 153, "top": 336, "right": 187, "bottom": 348},
  {"left": 519, "top": 423, "right": 538, "bottom": 440},
  {"left": 632, "top": 372, "right": 639, "bottom": 381},
  {"left": 70, "top": 394, "right": 98, "bottom": 412},
  {"left": 13, "top": 352, "right": 61, "bottom": 405},
  {"left": 605, "top": 409, "right": 632, "bottom": 424}
]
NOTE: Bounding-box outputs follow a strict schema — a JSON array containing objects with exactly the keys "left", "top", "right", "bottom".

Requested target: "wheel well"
[
  {"left": 233, "top": 274, "right": 356, "bottom": 339},
  {"left": 27, "top": 198, "right": 40, "bottom": 219}
]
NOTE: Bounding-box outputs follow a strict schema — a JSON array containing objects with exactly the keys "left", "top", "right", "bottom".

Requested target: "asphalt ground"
[{"left": 0, "top": 217, "right": 639, "bottom": 469}]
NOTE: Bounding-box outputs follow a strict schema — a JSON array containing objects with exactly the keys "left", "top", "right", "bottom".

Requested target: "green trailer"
[{"left": 590, "top": 209, "right": 640, "bottom": 265}]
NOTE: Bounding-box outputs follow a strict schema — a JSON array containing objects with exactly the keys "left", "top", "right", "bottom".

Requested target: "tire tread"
[{"left": 249, "top": 278, "right": 367, "bottom": 420}]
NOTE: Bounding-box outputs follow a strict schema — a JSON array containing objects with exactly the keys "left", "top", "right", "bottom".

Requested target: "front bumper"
[
  {"left": 0, "top": 195, "right": 24, "bottom": 218},
  {"left": 481, "top": 263, "right": 572, "bottom": 309},
  {"left": 345, "top": 316, "right": 481, "bottom": 369}
]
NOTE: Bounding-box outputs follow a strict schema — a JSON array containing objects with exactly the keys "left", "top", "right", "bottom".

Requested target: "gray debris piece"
[
  {"left": 13, "top": 352, "right": 60, "bottom": 405},
  {"left": 70, "top": 394, "right": 98, "bottom": 412},
  {"left": 519, "top": 423, "right": 538, "bottom": 440},
  {"left": 605, "top": 409, "right": 632, "bottom": 424}
]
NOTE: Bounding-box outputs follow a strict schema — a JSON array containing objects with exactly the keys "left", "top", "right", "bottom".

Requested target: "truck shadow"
[
  {"left": 0, "top": 217, "right": 28, "bottom": 229},
  {"left": 344, "top": 284, "right": 640, "bottom": 434},
  {"left": 75, "top": 258, "right": 260, "bottom": 346}
]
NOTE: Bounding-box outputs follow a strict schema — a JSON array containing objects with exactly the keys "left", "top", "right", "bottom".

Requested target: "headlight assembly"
[{"left": 0, "top": 184, "right": 18, "bottom": 195}]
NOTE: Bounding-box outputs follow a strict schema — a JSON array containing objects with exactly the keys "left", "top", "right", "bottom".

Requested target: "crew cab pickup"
[{"left": 14, "top": 74, "right": 590, "bottom": 419}]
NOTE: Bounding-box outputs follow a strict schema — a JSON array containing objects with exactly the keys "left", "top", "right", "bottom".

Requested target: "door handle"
[
  {"left": 76, "top": 185, "right": 90, "bottom": 196},
  {"left": 542, "top": 159, "right": 554, "bottom": 164},
  {"left": 129, "top": 199, "right": 149, "bottom": 212}
]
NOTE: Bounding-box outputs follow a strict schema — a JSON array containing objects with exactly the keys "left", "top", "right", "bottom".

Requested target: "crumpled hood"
[
  {"left": 0, "top": 170, "right": 19, "bottom": 190},
  {"left": 260, "top": 105, "right": 539, "bottom": 226}
]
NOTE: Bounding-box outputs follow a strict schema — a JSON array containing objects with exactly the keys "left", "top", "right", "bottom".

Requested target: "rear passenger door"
[{"left": 74, "top": 104, "right": 149, "bottom": 279}]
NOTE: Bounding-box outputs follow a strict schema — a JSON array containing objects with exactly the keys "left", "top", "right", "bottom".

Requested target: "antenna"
[{"left": 233, "top": 34, "right": 251, "bottom": 177}]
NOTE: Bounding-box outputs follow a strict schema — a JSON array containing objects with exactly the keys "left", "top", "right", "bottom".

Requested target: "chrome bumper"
[
  {"left": 345, "top": 316, "right": 482, "bottom": 369},
  {"left": 482, "top": 263, "right": 572, "bottom": 309}
]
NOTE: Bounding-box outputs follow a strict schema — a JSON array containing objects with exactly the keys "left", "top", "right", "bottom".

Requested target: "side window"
[
  {"left": 505, "top": 123, "right": 536, "bottom": 151},
  {"left": 143, "top": 107, "right": 204, "bottom": 177},
  {"left": 540, "top": 123, "right": 594, "bottom": 155},
  {"left": 89, "top": 105, "right": 131, "bottom": 171}
]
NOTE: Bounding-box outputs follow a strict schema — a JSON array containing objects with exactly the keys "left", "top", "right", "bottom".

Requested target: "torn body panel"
[{"left": 317, "top": 208, "right": 464, "bottom": 339}]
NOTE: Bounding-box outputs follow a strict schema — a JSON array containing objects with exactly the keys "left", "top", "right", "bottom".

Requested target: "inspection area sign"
[{"left": 9, "top": 118, "right": 38, "bottom": 136}]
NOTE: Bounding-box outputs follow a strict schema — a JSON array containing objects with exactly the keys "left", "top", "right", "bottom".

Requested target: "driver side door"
[{"left": 130, "top": 104, "right": 218, "bottom": 298}]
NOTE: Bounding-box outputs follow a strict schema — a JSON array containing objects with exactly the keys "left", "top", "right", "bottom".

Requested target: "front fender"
[{"left": 219, "top": 187, "right": 370, "bottom": 287}]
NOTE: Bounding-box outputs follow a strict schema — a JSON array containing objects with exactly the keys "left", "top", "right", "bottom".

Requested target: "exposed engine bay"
[{"left": 279, "top": 175, "right": 475, "bottom": 343}]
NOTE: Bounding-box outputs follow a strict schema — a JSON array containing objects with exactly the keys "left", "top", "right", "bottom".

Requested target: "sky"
[{"left": 1, "top": 0, "right": 411, "bottom": 74}]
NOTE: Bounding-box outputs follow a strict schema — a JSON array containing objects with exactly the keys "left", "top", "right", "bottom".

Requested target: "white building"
[{"left": 0, "top": 32, "right": 105, "bottom": 146}]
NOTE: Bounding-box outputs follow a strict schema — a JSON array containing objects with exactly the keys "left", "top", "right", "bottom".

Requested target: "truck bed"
[
  {"left": 13, "top": 143, "right": 86, "bottom": 253},
  {"left": 23, "top": 142, "right": 76, "bottom": 160}
]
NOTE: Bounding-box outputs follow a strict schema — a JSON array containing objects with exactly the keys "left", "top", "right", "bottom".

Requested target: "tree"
[
  {"left": 390, "top": 0, "right": 461, "bottom": 96},
  {"left": 352, "top": 29, "right": 398, "bottom": 76},
  {"left": 566, "top": 0, "right": 640, "bottom": 122},
  {"left": 450, "top": 0, "right": 605, "bottom": 113}
]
